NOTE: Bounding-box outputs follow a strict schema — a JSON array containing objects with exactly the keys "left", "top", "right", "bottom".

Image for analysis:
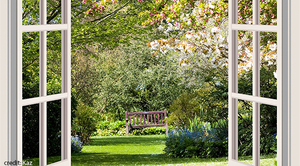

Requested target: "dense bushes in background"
[
  {"left": 96, "top": 120, "right": 171, "bottom": 136},
  {"left": 165, "top": 114, "right": 277, "bottom": 158}
]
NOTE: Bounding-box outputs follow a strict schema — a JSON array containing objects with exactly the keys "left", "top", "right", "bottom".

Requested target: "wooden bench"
[{"left": 125, "top": 109, "right": 168, "bottom": 136}]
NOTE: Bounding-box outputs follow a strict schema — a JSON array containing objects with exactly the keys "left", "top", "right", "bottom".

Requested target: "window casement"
[
  {"left": 16, "top": 0, "right": 71, "bottom": 165},
  {"left": 228, "top": 0, "right": 285, "bottom": 166}
]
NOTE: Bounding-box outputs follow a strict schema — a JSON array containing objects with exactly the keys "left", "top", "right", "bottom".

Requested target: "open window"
[
  {"left": 16, "top": 0, "right": 71, "bottom": 165},
  {"left": 228, "top": 0, "right": 282, "bottom": 166}
]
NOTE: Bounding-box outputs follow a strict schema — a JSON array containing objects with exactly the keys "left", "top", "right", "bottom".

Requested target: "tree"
[{"left": 90, "top": 43, "right": 194, "bottom": 120}]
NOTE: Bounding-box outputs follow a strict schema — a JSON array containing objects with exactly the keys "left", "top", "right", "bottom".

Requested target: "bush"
[
  {"left": 72, "top": 102, "right": 101, "bottom": 144},
  {"left": 110, "top": 121, "right": 126, "bottom": 131},
  {"left": 71, "top": 135, "right": 83, "bottom": 153},
  {"left": 164, "top": 119, "right": 228, "bottom": 158},
  {"left": 132, "top": 127, "right": 166, "bottom": 135},
  {"left": 97, "top": 121, "right": 111, "bottom": 130},
  {"left": 96, "top": 120, "right": 170, "bottom": 136}
]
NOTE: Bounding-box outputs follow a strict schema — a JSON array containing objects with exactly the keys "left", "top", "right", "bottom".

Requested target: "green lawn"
[{"left": 25, "top": 135, "right": 277, "bottom": 166}]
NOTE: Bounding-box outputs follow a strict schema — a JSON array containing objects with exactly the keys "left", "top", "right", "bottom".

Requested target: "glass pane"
[
  {"left": 238, "top": 30, "right": 253, "bottom": 95},
  {"left": 23, "top": 32, "right": 40, "bottom": 99},
  {"left": 23, "top": 104, "right": 39, "bottom": 165},
  {"left": 260, "top": 104, "right": 277, "bottom": 166},
  {"left": 238, "top": 0, "right": 253, "bottom": 24},
  {"left": 22, "top": 0, "right": 39, "bottom": 25},
  {"left": 47, "top": 100, "right": 62, "bottom": 164},
  {"left": 260, "top": 0, "right": 277, "bottom": 25},
  {"left": 47, "top": 0, "right": 62, "bottom": 24},
  {"left": 47, "top": 31, "right": 62, "bottom": 95},
  {"left": 238, "top": 100, "right": 253, "bottom": 165},
  {"left": 260, "top": 32, "right": 277, "bottom": 99}
]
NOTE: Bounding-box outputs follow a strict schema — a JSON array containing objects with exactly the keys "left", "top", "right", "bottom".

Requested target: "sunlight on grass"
[{"left": 24, "top": 135, "right": 276, "bottom": 166}]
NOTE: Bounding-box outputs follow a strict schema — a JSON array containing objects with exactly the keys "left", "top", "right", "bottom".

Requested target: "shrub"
[
  {"left": 97, "top": 121, "right": 111, "bottom": 130},
  {"left": 167, "top": 92, "right": 199, "bottom": 128},
  {"left": 110, "top": 121, "right": 126, "bottom": 131},
  {"left": 96, "top": 120, "right": 171, "bottom": 136},
  {"left": 71, "top": 135, "right": 83, "bottom": 153},
  {"left": 132, "top": 127, "right": 166, "bottom": 135},
  {"left": 164, "top": 119, "right": 228, "bottom": 158},
  {"left": 71, "top": 102, "right": 101, "bottom": 144}
]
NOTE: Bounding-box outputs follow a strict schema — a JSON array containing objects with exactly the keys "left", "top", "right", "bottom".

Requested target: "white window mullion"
[
  {"left": 39, "top": 0, "right": 47, "bottom": 166},
  {"left": 228, "top": 0, "right": 239, "bottom": 162},
  {"left": 22, "top": 24, "right": 68, "bottom": 32},
  {"left": 252, "top": 0, "right": 260, "bottom": 165},
  {"left": 61, "top": 0, "right": 71, "bottom": 163},
  {"left": 276, "top": 0, "right": 284, "bottom": 165},
  {"left": 22, "top": 93, "right": 68, "bottom": 106},
  {"left": 232, "top": 93, "right": 277, "bottom": 106},
  {"left": 17, "top": 0, "right": 23, "bottom": 163},
  {"left": 232, "top": 24, "right": 277, "bottom": 32}
]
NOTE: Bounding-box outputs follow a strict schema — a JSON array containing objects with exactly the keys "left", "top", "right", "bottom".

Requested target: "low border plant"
[
  {"left": 71, "top": 135, "right": 83, "bottom": 153},
  {"left": 96, "top": 120, "right": 171, "bottom": 136},
  {"left": 164, "top": 119, "right": 228, "bottom": 158}
]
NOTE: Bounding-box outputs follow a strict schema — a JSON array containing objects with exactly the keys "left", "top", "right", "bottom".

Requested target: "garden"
[{"left": 22, "top": 0, "right": 277, "bottom": 165}]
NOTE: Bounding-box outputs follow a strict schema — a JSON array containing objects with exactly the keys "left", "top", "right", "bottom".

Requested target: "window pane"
[
  {"left": 238, "top": 30, "right": 253, "bottom": 95},
  {"left": 23, "top": 32, "right": 40, "bottom": 99},
  {"left": 47, "top": 31, "right": 62, "bottom": 95},
  {"left": 47, "top": 100, "right": 62, "bottom": 165},
  {"left": 260, "top": 104, "right": 277, "bottom": 166},
  {"left": 23, "top": 104, "right": 40, "bottom": 165},
  {"left": 238, "top": 0, "right": 253, "bottom": 24},
  {"left": 260, "top": 0, "right": 277, "bottom": 25},
  {"left": 260, "top": 32, "right": 277, "bottom": 99},
  {"left": 238, "top": 99, "right": 253, "bottom": 165},
  {"left": 47, "top": 0, "right": 62, "bottom": 24},
  {"left": 22, "top": 0, "right": 39, "bottom": 25}
]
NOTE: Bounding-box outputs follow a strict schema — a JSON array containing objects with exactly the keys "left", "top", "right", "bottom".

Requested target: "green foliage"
[
  {"left": 92, "top": 44, "right": 190, "bottom": 120},
  {"left": 132, "top": 127, "right": 166, "bottom": 136},
  {"left": 167, "top": 81, "right": 228, "bottom": 128},
  {"left": 72, "top": 102, "right": 101, "bottom": 144},
  {"left": 96, "top": 120, "right": 167, "bottom": 136},
  {"left": 237, "top": 102, "right": 277, "bottom": 156},
  {"left": 97, "top": 121, "right": 111, "bottom": 130},
  {"left": 110, "top": 121, "right": 126, "bottom": 130},
  {"left": 167, "top": 92, "right": 199, "bottom": 128}
]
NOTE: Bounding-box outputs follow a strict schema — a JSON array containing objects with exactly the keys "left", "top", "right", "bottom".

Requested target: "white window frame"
[
  {"left": 3, "top": 0, "right": 300, "bottom": 165},
  {"left": 228, "top": 0, "right": 287, "bottom": 166},
  {"left": 16, "top": 0, "right": 71, "bottom": 166}
]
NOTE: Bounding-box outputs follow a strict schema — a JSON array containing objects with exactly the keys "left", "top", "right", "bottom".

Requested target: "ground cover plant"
[
  {"left": 164, "top": 119, "right": 228, "bottom": 158},
  {"left": 24, "top": 135, "right": 277, "bottom": 166},
  {"left": 96, "top": 120, "right": 172, "bottom": 136}
]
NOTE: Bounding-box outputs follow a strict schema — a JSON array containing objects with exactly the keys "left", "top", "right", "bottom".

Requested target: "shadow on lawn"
[
  {"left": 88, "top": 135, "right": 167, "bottom": 146},
  {"left": 71, "top": 152, "right": 227, "bottom": 166}
]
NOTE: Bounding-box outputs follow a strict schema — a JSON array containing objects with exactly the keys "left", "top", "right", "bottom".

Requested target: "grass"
[{"left": 24, "top": 135, "right": 277, "bottom": 166}]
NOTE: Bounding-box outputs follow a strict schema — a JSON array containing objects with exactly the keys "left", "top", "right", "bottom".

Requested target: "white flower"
[
  {"left": 150, "top": 40, "right": 159, "bottom": 50},
  {"left": 211, "top": 27, "right": 219, "bottom": 33},
  {"left": 209, "top": 4, "right": 215, "bottom": 9},
  {"left": 269, "top": 43, "right": 277, "bottom": 51},
  {"left": 185, "top": 31, "right": 193, "bottom": 39},
  {"left": 157, "top": 25, "right": 164, "bottom": 31},
  {"left": 166, "top": 44, "right": 172, "bottom": 50}
]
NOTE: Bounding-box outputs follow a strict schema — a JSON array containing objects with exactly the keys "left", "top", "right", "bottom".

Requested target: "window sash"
[
  {"left": 17, "top": 0, "right": 71, "bottom": 166},
  {"left": 228, "top": 0, "right": 282, "bottom": 166}
]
